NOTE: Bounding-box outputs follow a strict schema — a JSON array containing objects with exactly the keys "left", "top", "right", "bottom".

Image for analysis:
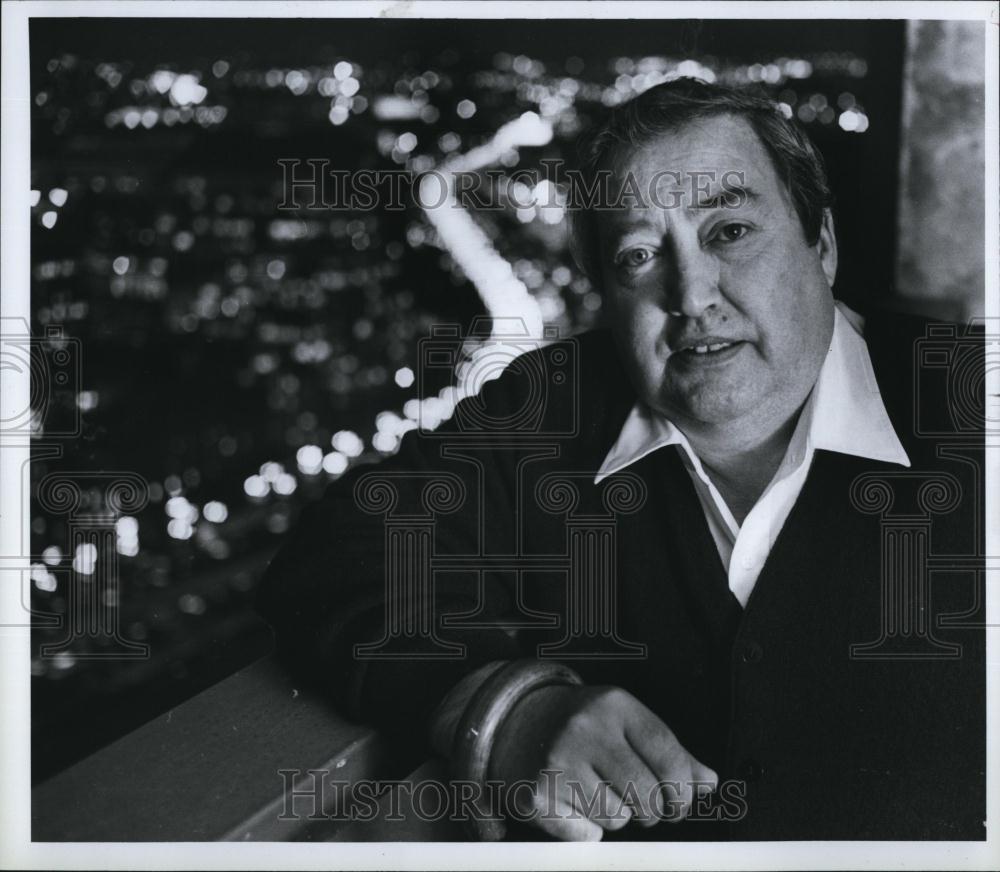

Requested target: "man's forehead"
[
  {"left": 610, "top": 114, "right": 776, "bottom": 181},
  {"left": 592, "top": 113, "right": 792, "bottom": 228},
  {"left": 597, "top": 183, "right": 762, "bottom": 228}
]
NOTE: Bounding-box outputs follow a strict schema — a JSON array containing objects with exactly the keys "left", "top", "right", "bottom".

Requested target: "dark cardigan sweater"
[{"left": 257, "top": 309, "right": 985, "bottom": 840}]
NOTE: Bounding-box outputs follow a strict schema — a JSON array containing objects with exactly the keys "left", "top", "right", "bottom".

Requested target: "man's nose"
[{"left": 664, "top": 238, "right": 723, "bottom": 318}]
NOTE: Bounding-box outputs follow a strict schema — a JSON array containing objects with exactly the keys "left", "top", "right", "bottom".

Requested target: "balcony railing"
[{"left": 32, "top": 655, "right": 463, "bottom": 841}]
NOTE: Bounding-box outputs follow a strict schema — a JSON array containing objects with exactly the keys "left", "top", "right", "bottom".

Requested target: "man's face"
[{"left": 596, "top": 114, "right": 837, "bottom": 439}]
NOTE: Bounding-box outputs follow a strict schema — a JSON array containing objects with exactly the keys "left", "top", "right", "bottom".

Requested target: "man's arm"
[
  {"left": 255, "top": 375, "right": 524, "bottom": 740},
  {"left": 256, "top": 336, "right": 714, "bottom": 839}
]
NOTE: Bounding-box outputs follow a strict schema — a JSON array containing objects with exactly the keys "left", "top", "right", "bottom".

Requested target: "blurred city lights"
[
  {"left": 838, "top": 108, "right": 869, "bottom": 132},
  {"left": 396, "top": 132, "right": 418, "bottom": 153},
  {"left": 169, "top": 74, "right": 208, "bottom": 107},
  {"left": 178, "top": 593, "right": 207, "bottom": 615},
  {"left": 403, "top": 398, "right": 421, "bottom": 421},
  {"left": 167, "top": 518, "right": 195, "bottom": 540},
  {"left": 165, "top": 496, "right": 198, "bottom": 523},
  {"left": 323, "top": 451, "right": 349, "bottom": 475},
  {"left": 52, "top": 652, "right": 75, "bottom": 671},
  {"left": 116, "top": 515, "right": 140, "bottom": 556},
  {"left": 786, "top": 59, "right": 814, "bottom": 78},
  {"left": 28, "top": 38, "right": 882, "bottom": 712},
  {"left": 72, "top": 543, "right": 98, "bottom": 575},
  {"left": 116, "top": 516, "right": 139, "bottom": 538},
  {"left": 164, "top": 475, "right": 183, "bottom": 496},
  {"left": 203, "top": 501, "right": 229, "bottom": 523},
  {"left": 296, "top": 444, "right": 324, "bottom": 474},
  {"left": 273, "top": 472, "right": 297, "bottom": 496},
  {"left": 372, "top": 430, "right": 400, "bottom": 454},
  {"left": 76, "top": 390, "right": 99, "bottom": 411},
  {"left": 32, "top": 563, "right": 58, "bottom": 592},
  {"left": 117, "top": 537, "right": 140, "bottom": 557},
  {"left": 373, "top": 95, "right": 424, "bottom": 120},
  {"left": 331, "top": 430, "right": 364, "bottom": 457},
  {"left": 243, "top": 474, "right": 268, "bottom": 499}
]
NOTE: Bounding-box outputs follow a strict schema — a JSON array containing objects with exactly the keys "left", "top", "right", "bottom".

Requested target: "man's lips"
[
  {"left": 669, "top": 336, "right": 746, "bottom": 356},
  {"left": 664, "top": 338, "right": 747, "bottom": 370}
]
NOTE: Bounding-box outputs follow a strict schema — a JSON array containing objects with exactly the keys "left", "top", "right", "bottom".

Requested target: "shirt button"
[
  {"left": 738, "top": 760, "right": 764, "bottom": 783},
  {"left": 740, "top": 641, "right": 763, "bottom": 663}
]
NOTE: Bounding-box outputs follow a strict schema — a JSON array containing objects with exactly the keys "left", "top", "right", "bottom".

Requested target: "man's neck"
[{"left": 681, "top": 411, "right": 802, "bottom": 525}]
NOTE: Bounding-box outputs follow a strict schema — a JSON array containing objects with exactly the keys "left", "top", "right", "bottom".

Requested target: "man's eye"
[
  {"left": 715, "top": 223, "right": 749, "bottom": 243},
  {"left": 616, "top": 248, "right": 655, "bottom": 268}
]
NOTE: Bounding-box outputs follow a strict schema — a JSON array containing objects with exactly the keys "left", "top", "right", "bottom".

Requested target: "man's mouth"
[
  {"left": 685, "top": 341, "right": 735, "bottom": 355},
  {"left": 666, "top": 338, "right": 747, "bottom": 371},
  {"left": 672, "top": 338, "right": 744, "bottom": 357}
]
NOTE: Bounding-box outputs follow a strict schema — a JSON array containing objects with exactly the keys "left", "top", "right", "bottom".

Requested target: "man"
[{"left": 257, "top": 79, "right": 984, "bottom": 841}]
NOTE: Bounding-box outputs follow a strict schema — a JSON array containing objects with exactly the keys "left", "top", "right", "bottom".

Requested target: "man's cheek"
[
  {"left": 610, "top": 293, "right": 657, "bottom": 335},
  {"left": 635, "top": 318, "right": 669, "bottom": 369},
  {"left": 721, "top": 233, "right": 783, "bottom": 270},
  {"left": 618, "top": 319, "right": 667, "bottom": 387}
]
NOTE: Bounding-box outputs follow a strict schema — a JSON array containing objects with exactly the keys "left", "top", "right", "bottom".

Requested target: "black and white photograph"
[{"left": 1, "top": 1, "right": 997, "bottom": 868}]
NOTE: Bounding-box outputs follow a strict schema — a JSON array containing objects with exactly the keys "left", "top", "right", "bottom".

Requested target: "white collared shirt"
[{"left": 594, "top": 302, "right": 911, "bottom": 607}]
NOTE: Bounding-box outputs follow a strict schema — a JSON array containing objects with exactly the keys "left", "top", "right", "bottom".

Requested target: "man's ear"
[{"left": 816, "top": 207, "right": 838, "bottom": 288}]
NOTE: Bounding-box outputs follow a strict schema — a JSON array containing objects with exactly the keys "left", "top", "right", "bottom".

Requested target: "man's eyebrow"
[
  {"left": 602, "top": 215, "right": 660, "bottom": 240},
  {"left": 694, "top": 185, "right": 761, "bottom": 210}
]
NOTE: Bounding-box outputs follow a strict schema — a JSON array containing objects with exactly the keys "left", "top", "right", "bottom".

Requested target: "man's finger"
[
  {"left": 570, "top": 772, "right": 633, "bottom": 833},
  {"left": 532, "top": 795, "right": 604, "bottom": 842},
  {"left": 593, "top": 746, "right": 662, "bottom": 826},
  {"left": 543, "top": 764, "right": 633, "bottom": 833},
  {"left": 624, "top": 711, "right": 718, "bottom": 822},
  {"left": 624, "top": 701, "right": 687, "bottom": 767},
  {"left": 691, "top": 758, "right": 719, "bottom": 795}
]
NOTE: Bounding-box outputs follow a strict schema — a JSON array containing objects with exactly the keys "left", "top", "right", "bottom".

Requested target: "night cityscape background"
[{"left": 27, "top": 18, "right": 911, "bottom": 780}]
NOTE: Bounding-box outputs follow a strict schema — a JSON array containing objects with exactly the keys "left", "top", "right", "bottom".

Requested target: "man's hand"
[{"left": 489, "top": 684, "right": 718, "bottom": 841}]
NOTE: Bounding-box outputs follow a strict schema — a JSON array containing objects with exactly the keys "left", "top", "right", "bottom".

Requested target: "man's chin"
[{"left": 652, "top": 386, "right": 753, "bottom": 429}]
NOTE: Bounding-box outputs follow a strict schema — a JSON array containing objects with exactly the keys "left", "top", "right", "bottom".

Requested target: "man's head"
[{"left": 571, "top": 78, "right": 838, "bottom": 443}]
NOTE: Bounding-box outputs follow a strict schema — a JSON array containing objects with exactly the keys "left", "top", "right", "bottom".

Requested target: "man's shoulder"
[
  {"left": 530, "top": 326, "right": 622, "bottom": 368},
  {"left": 860, "top": 306, "right": 941, "bottom": 349},
  {"left": 445, "top": 328, "right": 634, "bottom": 454},
  {"left": 516, "top": 326, "right": 633, "bottom": 417}
]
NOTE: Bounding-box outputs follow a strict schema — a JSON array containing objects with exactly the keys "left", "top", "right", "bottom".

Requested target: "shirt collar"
[{"left": 594, "top": 302, "right": 910, "bottom": 485}]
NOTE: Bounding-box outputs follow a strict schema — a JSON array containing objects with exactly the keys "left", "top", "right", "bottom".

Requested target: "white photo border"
[{"left": 2, "top": 2, "right": 997, "bottom": 869}]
